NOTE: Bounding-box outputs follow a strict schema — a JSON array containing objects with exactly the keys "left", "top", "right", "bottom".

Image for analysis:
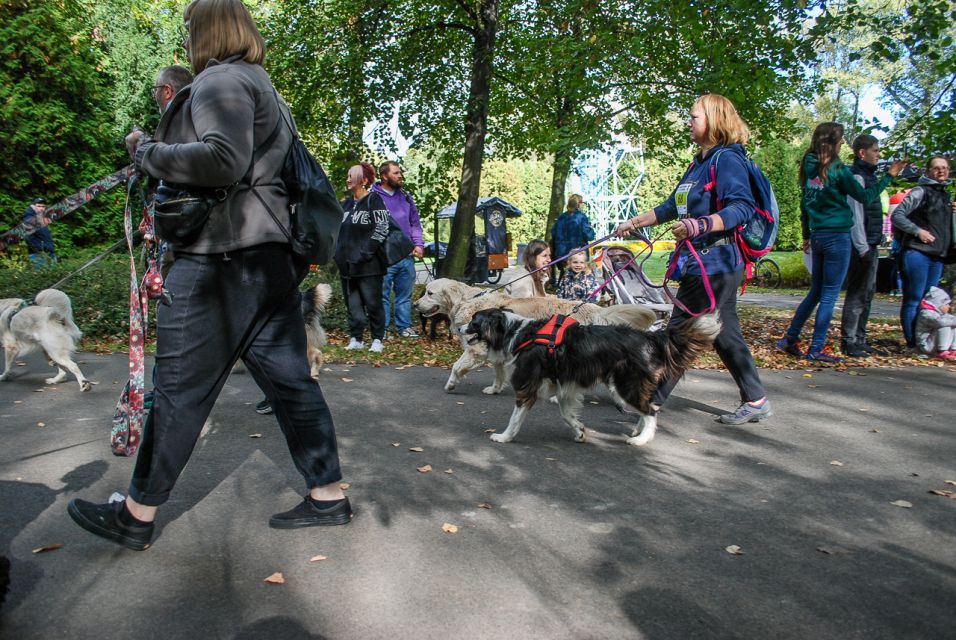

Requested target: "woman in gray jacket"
[{"left": 68, "top": 0, "right": 350, "bottom": 551}]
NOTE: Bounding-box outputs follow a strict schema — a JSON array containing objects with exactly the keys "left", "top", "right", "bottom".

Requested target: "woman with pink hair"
[{"left": 335, "top": 162, "right": 391, "bottom": 353}]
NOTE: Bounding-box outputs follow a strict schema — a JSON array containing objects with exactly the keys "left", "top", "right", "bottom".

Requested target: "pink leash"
[{"left": 579, "top": 232, "right": 717, "bottom": 318}]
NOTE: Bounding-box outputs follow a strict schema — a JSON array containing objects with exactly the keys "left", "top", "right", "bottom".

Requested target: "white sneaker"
[
  {"left": 345, "top": 338, "right": 364, "bottom": 350},
  {"left": 369, "top": 339, "right": 384, "bottom": 353}
]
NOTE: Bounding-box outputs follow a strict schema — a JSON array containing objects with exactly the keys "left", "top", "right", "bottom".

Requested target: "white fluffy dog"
[
  {"left": 0, "top": 289, "right": 90, "bottom": 391},
  {"left": 415, "top": 278, "right": 657, "bottom": 395}
]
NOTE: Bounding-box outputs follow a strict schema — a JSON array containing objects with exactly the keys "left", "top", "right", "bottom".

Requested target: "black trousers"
[
  {"left": 341, "top": 275, "right": 385, "bottom": 341},
  {"left": 840, "top": 246, "right": 879, "bottom": 345},
  {"left": 129, "top": 244, "right": 342, "bottom": 506},
  {"left": 653, "top": 270, "right": 766, "bottom": 407}
]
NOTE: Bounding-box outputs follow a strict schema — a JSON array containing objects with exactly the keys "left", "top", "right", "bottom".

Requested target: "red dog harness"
[{"left": 513, "top": 314, "right": 579, "bottom": 355}]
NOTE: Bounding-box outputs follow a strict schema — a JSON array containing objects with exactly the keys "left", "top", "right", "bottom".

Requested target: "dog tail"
[
  {"left": 301, "top": 284, "right": 331, "bottom": 348},
  {"left": 664, "top": 313, "right": 721, "bottom": 373},
  {"left": 301, "top": 283, "right": 333, "bottom": 319},
  {"left": 0, "top": 301, "right": 19, "bottom": 333},
  {"left": 593, "top": 304, "right": 657, "bottom": 330},
  {"left": 34, "top": 289, "right": 82, "bottom": 342}
]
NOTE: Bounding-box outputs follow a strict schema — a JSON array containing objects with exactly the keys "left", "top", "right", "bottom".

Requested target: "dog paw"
[
  {"left": 490, "top": 433, "right": 511, "bottom": 443},
  {"left": 548, "top": 396, "right": 559, "bottom": 405},
  {"left": 626, "top": 434, "right": 652, "bottom": 447},
  {"left": 80, "top": 380, "right": 92, "bottom": 392},
  {"left": 444, "top": 382, "right": 457, "bottom": 392},
  {"left": 44, "top": 377, "right": 58, "bottom": 385},
  {"left": 574, "top": 429, "right": 586, "bottom": 443},
  {"left": 481, "top": 385, "right": 502, "bottom": 395}
]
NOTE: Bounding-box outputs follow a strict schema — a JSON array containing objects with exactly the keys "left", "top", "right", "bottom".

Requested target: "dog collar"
[{"left": 513, "top": 314, "right": 578, "bottom": 355}]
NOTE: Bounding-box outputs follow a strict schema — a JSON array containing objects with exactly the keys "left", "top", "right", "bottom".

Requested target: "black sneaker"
[
  {"left": 269, "top": 496, "right": 352, "bottom": 529},
  {"left": 67, "top": 499, "right": 154, "bottom": 551},
  {"left": 841, "top": 341, "right": 869, "bottom": 358},
  {"left": 861, "top": 342, "right": 888, "bottom": 356},
  {"left": 255, "top": 398, "right": 273, "bottom": 415}
]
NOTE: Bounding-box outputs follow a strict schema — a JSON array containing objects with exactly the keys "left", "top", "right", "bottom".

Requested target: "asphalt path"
[{"left": 1, "top": 351, "right": 954, "bottom": 639}]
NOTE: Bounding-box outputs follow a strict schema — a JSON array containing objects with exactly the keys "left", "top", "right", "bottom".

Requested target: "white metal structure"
[{"left": 568, "top": 140, "right": 646, "bottom": 236}]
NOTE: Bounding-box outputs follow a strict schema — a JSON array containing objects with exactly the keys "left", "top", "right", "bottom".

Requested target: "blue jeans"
[
  {"left": 899, "top": 249, "right": 944, "bottom": 346},
  {"left": 785, "top": 232, "right": 852, "bottom": 354},
  {"left": 382, "top": 256, "right": 415, "bottom": 331}
]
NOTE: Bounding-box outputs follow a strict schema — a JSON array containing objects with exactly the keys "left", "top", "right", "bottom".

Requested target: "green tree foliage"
[
  {"left": 817, "top": 0, "right": 956, "bottom": 155},
  {"left": 0, "top": 0, "right": 125, "bottom": 254},
  {"left": 753, "top": 138, "right": 805, "bottom": 250}
]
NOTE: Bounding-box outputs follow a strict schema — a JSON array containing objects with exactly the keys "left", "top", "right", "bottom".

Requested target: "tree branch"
[{"left": 452, "top": 0, "right": 479, "bottom": 23}]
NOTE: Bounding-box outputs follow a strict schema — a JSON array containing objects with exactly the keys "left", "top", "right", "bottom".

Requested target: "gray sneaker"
[
  {"left": 398, "top": 328, "right": 419, "bottom": 338},
  {"left": 718, "top": 399, "right": 773, "bottom": 425}
]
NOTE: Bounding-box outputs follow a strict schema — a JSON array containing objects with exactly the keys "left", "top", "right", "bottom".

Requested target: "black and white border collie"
[{"left": 465, "top": 309, "right": 721, "bottom": 447}]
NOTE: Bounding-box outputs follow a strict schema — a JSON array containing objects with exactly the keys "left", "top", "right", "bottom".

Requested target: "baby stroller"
[{"left": 599, "top": 244, "right": 672, "bottom": 330}]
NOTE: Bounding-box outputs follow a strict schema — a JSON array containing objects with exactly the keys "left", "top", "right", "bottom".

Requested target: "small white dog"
[{"left": 0, "top": 289, "right": 91, "bottom": 391}]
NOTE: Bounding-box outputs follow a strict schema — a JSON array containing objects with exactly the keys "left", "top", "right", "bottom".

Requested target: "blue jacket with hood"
[{"left": 654, "top": 143, "right": 755, "bottom": 276}]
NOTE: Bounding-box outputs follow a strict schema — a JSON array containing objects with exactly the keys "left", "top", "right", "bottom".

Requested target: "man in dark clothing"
[
  {"left": 23, "top": 198, "right": 57, "bottom": 268},
  {"left": 841, "top": 135, "right": 888, "bottom": 357}
]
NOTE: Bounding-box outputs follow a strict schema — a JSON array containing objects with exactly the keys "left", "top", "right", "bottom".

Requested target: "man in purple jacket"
[{"left": 373, "top": 161, "right": 424, "bottom": 338}]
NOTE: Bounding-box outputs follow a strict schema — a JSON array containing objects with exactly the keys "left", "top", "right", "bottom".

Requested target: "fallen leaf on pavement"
[
  {"left": 483, "top": 428, "right": 496, "bottom": 433},
  {"left": 444, "top": 469, "right": 454, "bottom": 474},
  {"left": 545, "top": 457, "right": 557, "bottom": 461},
  {"left": 442, "top": 523, "right": 459, "bottom": 534},
  {"left": 890, "top": 500, "right": 913, "bottom": 508},
  {"left": 417, "top": 465, "right": 432, "bottom": 473},
  {"left": 478, "top": 502, "right": 493, "bottom": 509},
  {"left": 391, "top": 442, "right": 400, "bottom": 447},
  {"left": 928, "top": 490, "right": 955, "bottom": 499},
  {"left": 249, "top": 433, "right": 262, "bottom": 438},
  {"left": 725, "top": 545, "right": 744, "bottom": 555},
  {"left": 802, "top": 374, "right": 812, "bottom": 378},
  {"left": 456, "top": 402, "right": 465, "bottom": 405},
  {"left": 264, "top": 572, "right": 285, "bottom": 584},
  {"left": 408, "top": 447, "right": 424, "bottom": 452},
  {"left": 37, "top": 422, "right": 45, "bottom": 428},
  {"left": 945, "top": 480, "right": 956, "bottom": 486},
  {"left": 830, "top": 460, "right": 844, "bottom": 466},
  {"left": 339, "top": 482, "right": 350, "bottom": 490},
  {"left": 309, "top": 555, "right": 329, "bottom": 562},
  {"left": 32, "top": 543, "right": 63, "bottom": 554},
  {"left": 341, "top": 378, "right": 353, "bottom": 383},
  {"left": 687, "top": 439, "right": 700, "bottom": 444},
  {"left": 870, "top": 429, "right": 881, "bottom": 433}
]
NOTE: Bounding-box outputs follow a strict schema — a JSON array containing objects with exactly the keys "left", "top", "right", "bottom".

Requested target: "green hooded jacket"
[{"left": 800, "top": 153, "right": 892, "bottom": 238}]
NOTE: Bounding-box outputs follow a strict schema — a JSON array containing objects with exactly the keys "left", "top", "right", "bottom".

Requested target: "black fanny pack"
[{"left": 153, "top": 183, "right": 228, "bottom": 247}]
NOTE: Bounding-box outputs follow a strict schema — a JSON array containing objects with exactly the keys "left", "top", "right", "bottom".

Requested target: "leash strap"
[
  {"left": 474, "top": 232, "right": 616, "bottom": 298},
  {"left": 0, "top": 165, "right": 136, "bottom": 252},
  {"left": 110, "top": 177, "right": 156, "bottom": 457},
  {"left": 644, "top": 238, "right": 716, "bottom": 317}
]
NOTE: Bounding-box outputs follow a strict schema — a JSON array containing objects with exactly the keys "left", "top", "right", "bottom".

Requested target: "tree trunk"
[
  {"left": 545, "top": 148, "right": 572, "bottom": 245},
  {"left": 440, "top": 0, "right": 499, "bottom": 278}
]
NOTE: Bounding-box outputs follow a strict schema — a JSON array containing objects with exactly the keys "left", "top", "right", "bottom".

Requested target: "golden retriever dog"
[
  {"left": 415, "top": 278, "right": 656, "bottom": 394},
  {"left": 0, "top": 289, "right": 90, "bottom": 391}
]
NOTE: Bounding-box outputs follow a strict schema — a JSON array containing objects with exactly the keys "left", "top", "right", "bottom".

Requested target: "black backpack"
[{"left": 256, "top": 90, "right": 343, "bottom": 266}]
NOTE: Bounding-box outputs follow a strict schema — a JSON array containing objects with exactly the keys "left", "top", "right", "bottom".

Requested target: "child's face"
[
  {"left": 568, "top": 255, "right": 587, "bottom": 273},
  {"left": 942, "top": 302, "right": 951, "bottom": 315}
]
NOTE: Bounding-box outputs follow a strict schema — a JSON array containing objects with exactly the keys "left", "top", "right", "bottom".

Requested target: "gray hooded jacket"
[
  {"left": 135, "top": 58, "right": 294, "bottom": 253},
  {"left": 915, "top": 286, "right": 956, "bottom": 354}
]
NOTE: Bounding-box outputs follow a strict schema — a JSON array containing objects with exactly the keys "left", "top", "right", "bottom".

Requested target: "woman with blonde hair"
[
  {"left": 68, "top": 0, "right": 350, "bottom": 551},
  {"left": 776, "top": 122, "right": 905, "bottom": 362},
  {"left": 614, "top": 93, "right": 769, "bottom": 428},
  {"left": 550, "top": 193, "right": 594, "bottom": 278}
]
